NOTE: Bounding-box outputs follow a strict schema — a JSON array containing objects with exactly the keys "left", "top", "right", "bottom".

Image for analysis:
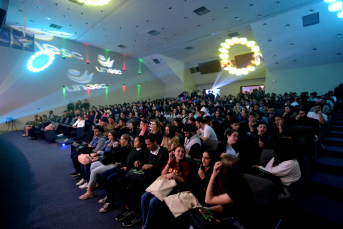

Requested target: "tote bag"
[
  {"left": 145, "top": 176, "right": 177, "bottom": 201},
  {"left": 163, "top": 191, "right": 201, "bottom": 218}
]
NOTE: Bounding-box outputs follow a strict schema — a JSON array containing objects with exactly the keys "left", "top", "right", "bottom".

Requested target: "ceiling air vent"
[
  {"left": 303, "top": 13, "right": 319, "bottom": 27},
  {"left": 228, "top": 32, "right": 240, "bottom": 37},
  {"left": 49, "top": 24, "right": 62, "bottom": 29},
  {"left": 117, "top": 45, "right": 127, "bottom": 49},
  {"left": 194, "top": 6, "right": 210, "bottom": 16},
  {"left": 184, "top": 46, "right": 194, "bottom": 50},
  {"left": 147, "top": 30, "right": 160, "bottom": 36},
  {"left": 68, "top": 0, "right": 84, "bottom": 6},
  {"left": 152, "top": 58, "right": 160, "bottom": 64}
]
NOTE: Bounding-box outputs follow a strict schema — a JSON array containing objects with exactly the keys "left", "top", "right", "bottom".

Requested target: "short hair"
[
  {"left": 100, "top": 117, "right": 108, "bottom": 123},
  {"left": 145, "top": 133, "right": 158, "bottom": 143},
  {"left": 159, "top": 116, "right": 166, "bottom": 123},
  {"left": 195, "top": 117, "right": 204, "bottom": 124},
  {"left": 42, "top": 115, "right": 47, "bottom": 118},
  {"left": 108, "top": 115, "right": 115, "bottom": 120},
  {"left": 204, "top": 116, "right": 212, "bottom": 123},
  {"left": 94, "top": 125, "right": 104, "bottom": 133},
  {"left": 119, "top": 118, "right": 127, "bottom": 123},
  {"left": 183, "top": 124, "right": 195, "bottom": 133},
  {"left": 230, "top": 118, "right": 240, "bottom": 124},
  {"left": 129, "top": 111, "right": 135, "bottom": 116},
  {"left": 248, "top": 112, "right": 256, "bottom": 117},
  {"left": 257, "top": 121, "right": 268, "bottom": 128},
  {"left": 188, "top": 117, "right": 195, "bottom": 122},
  {"left": 314, "top": 103, "right": 323, "bottom": 109},
  {"left": 298, "top": 108, "right": 307, "bottom": 114},
  {"left": 274, "top": 113, "right": 284, "bottom": 118}
]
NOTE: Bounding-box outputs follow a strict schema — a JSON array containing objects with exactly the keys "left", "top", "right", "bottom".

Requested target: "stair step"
[
  {"left": 309, "top": 171, "right": 343, "bottom": 201},
  {"left": 300, "top": 193, "right": 343, "bottom": 225},
  {"left": 330, "top": 130, "right": 343, "bottom": 137},
  {"left": 330, "top": 125, "right": 343, "bottom": 131},
  {"left": 324, "top": 145, "right": 343, "bottom": 159},
  {"left": 316, "top": 156, "right": 343, "bottom": 175},
  {"left": 332, "top": 121, "right": 343, "bottom": 126},
  {"left": 324, "top": 137, "right": 343, "bottom": 146}
]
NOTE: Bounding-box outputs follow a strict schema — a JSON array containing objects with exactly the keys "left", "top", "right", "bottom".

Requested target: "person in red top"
[{"left": 141, "top": 145, "right": 190, "bottom": 229}]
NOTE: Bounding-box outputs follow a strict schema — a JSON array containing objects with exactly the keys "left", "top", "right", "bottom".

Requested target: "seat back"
[
  {"left": 76, "top": 127, "right": 85, "bottom": 138},
  {"left": 64, "top": 117, "right": 70, "bottom": 124},
  {"left": 69, "top": 118, "right": 76, "bottom": 125},
  {"left": 204, "top": 140, "right": 221, "bottom": 151},
  {"left": 166, "top": 117, "right": 174, "bottom": 124},
  {"left": 114, "top": 114, "right": 119, "bottom": 122},
  {"left": 260, "top": 149, "right": 274, "bottom": 167}
]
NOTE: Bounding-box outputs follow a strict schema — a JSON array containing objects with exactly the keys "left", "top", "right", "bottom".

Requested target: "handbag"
[
  {"left": 145, "top": 176, "right": 177, "bottom": 201},
  {"left": 125, "top": 168, "right": 146, "bottom": 181},
  {"left": 78, "top": 154, "right": 92, "bottom": 165},
  {"left": 163, "top": 191, "right": 201, "bottom": 218}
]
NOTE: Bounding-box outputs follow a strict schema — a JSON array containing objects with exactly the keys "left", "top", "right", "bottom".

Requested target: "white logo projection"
[
  {"left": 98, "top": 55, "right": 114, "bottom": 68},
  {"left": 67, "top": 69, "right": 93, "bottom": 83},
  {"left": 95, "top": 54, "right": 122, "bottom": 75}
]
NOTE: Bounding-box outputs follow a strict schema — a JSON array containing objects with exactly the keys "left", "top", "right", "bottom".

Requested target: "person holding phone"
[{"left": 189, "top": 155, "right": 256, "bottom": 229}]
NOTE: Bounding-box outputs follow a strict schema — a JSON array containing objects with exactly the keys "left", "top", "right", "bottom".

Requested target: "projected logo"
[
  {"left": 66, "top": 69, "right": 106, "bottom": 92},
  {"left": 67, "top": 69, "right": 93, "bottom": 83},
  {"left": 95, "top": 54, "right": 122, "bottom": 75},
  {"left": 98, "top": 55, "right": 114, "bottom": 68}
]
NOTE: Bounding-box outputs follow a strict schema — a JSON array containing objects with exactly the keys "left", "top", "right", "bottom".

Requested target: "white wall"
[
  {"left": 265, "top": 62, "right": 343, "bottom": 95},
  {"left": 0, "top": 32, "right": 165, "bottom": 131}
]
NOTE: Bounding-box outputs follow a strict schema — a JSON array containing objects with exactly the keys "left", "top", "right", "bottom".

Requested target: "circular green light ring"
[{"left": 27, "top": 50, "right": 55, "bottom": 72}]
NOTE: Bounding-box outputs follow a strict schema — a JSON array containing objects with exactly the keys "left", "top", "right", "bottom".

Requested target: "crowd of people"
[{"left": 21, "top": 83, "right": 343, "bottom": 229}]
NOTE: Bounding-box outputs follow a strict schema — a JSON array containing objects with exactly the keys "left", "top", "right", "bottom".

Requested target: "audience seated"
[{"left": 195, "top": 117, "right": 218, "bottom": 142}]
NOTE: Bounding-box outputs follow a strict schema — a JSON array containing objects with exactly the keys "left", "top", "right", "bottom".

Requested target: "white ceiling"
[{"left": 4, "top": 0, "right": 342, "bottom": 86}]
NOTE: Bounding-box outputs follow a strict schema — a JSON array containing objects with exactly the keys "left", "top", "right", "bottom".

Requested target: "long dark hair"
[
  {"left": 172, "top": 144, "right": 186, "bottom": 174},
  {"left": 164, "top": 124, "right": 176, "bottom": 138},
  {"left": 273, "top": 138, "right": 297, "bottom": 166}
]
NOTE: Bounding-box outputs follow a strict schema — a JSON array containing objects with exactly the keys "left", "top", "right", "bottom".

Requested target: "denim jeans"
[
  {"left": 81, "top": 164, "right": 91, "bottom": 181},
  {"left": 70, "top": 152, "right": 81, "bottom": 173},
  {"left": 105, "top": 171, "right": 121, "bottom": 204},
  {"left": 141, "top": 192, "right": 162, "bottom": 229}
]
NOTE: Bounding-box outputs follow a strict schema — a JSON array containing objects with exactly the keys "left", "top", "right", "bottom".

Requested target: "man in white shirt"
[
  {"left": 57, "top": 115, "right": 85, "bottom": 141},
  {"left": 195, "top": 117, "right": 218, "bottom": 142},
  {"left": 307, "top": 104, "right": 327, "bottom": 125}
]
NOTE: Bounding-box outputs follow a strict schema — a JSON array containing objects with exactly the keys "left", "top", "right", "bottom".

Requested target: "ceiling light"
[
  {"left": 337, "top": 53, "right": 342, "bottom": 55},
  {"left": 285, "top": 24, "right": 290, "bottom": 28},
  {"left": 263, "top": 23, "right": 267, "bottom": 26},
  {"left": 258, "top": 14, "right": 262, "bottom": 18},
  {"left": 240, "top": 38, "right": 247, "bottom": 44},
  {"left": 313, "top": 48, "right": 317, "bottom": 51},
  {"left": 338, "top": 10, "right": 343, "bottom": 18},
  {"left": 324, "top": 0, "right": 336, "bottom": 2},
  {"left": 162, "top": 28, "right": 165, "bottom": 30},
  {"left": 77, "top": 0, "right": 111, "bottom": 6},
  {"left": 290, "top": 43, "right": 294, "bottom": 47},
  {"left": 120, "top": 27, "right": 123, "bottom": 29},
  {"left": 293, "top": 60, "right": 297, "bottom": 62},
  {"left": 69, "top": 24, "right": 73, "bottom": 26},
  {"left": 242, "top": 68, "right": 248, "bottom": 75},
  {"left": 75, "top": 32, "right": 78, "bottom": 34},
  {"left": 221, "top": 43, "right": 230, "bottom": 48},
  {"left": 276, "top": 62, "right": 279, "bottom": 64},
  {"left": 308, "top": 9, "right": 314, "bottom": 13},
  {"left": 247, "top": 41, "right": 256, "bottom": 47},
  {"left": 197, "top": 25, "right": 201, "bottom": 27},
  {"left": 329, "top": 1, "right": 343, "bottom": 12},
  {"left": 224, "top": 7, "right": 228, "bottom": 10},
  {"left": 268, "top": 39, "right": 272, "bottom": 42},
  {"left": 63, "top": 15, "right": 67, "bottom": 17},
  {"left": 337, "top": 33, "right": 342, "bottom": 37},
  {"left": 146, "top": 20, "right": 150, "bottom": 22},
  {"left": 250, "top": 4, "right": 254, "bottom": 7},
  {"left": 212, "top": 19, "right": 216, "bottom": 21},
  {"left": 19, "top": 9, "right": 23, "bottom": 12},
  {"left": 235, "top": 17, "right": 240, "bottom": 21},
  {"left": 247, "top": 66, "right": 255, "bottom": 71},
  {"left": 30, "top": 20, "right": 34, "bottom": 22},
  {"left": 218, "top": 48, "right": 228, "bottom": 53},
  {"left": 46, "top": 17, "right": 51, "bottom": 20},
  {"left": 252, "top": 46, "right": 260, "bottom": 52},
  {"left": 235, "top": 69, "right": 242, "bottom": 76},
  {"left": 275, "top": 1, "right": 280, "bottom": 4},
  {"left": 184, "top": 17, "right": 188, "bottom": 19},
  {"left": 219, "top": 54, "right": 229, "bottom": 59},
  {"left": 55, "top": 3, "right": 59, "bottom": 6},
  {"left": 273, "top": 55, "right": 277, "bottom": 58},
  {"left": 169, "top": 7, "right": 173, "bottom": 10},
  {"left": 232, "top": 37, "right": 239, "bottom": 43},
  {"left": 81, "top": 12, "right": 85, "bottom": 15},
  {"left": 225, "top": 39, "right": 234, "bottom": 45},
  {"left": 36, "top": 6, "right": 42, "bottom": 9}
]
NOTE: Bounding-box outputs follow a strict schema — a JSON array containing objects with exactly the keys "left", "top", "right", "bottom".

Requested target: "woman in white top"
[{"left": 57, "top": 115, "right": 85, "bottom": 141}]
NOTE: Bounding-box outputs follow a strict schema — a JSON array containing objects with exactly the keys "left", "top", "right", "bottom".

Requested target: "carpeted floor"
[{"left": 0, "top": 131, "right": 141, "bottom": 229}]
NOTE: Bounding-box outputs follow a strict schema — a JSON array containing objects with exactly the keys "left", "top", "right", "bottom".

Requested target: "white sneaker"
[
  {"left": 79, "top": 182, "right": 88, "bottom": 189},
  {"left": 64, "top": 138, "right": 69, "bottom": 142},
  {"left": 76, "top": 178, "right": 86, "bottom": 186},
  {"left": 57, "top": 133, "right": 64, "bottom": 137}
]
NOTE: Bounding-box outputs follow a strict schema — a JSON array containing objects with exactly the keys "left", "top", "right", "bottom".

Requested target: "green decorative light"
[{"left": 78, "top": 0, "right": 111, "bottom": 6}]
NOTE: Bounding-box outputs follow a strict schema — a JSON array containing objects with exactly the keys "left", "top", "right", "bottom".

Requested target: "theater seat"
[{"left": 204, "top": 140, "right": 221, "bottom": 151}]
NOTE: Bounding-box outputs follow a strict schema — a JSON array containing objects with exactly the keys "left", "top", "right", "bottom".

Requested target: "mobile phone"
[
  {"left": 201, "top": 165, "right": 205, "bottom": 171},
  {"left": 198, "top": 206, "right": 213, "bottom": 215}
]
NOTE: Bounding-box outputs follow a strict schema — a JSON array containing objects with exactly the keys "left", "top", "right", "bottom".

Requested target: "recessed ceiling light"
[
  {"left": 19, "top": 9, "right": 23, "bottom": 12},
  {"left": 235, "top": 17, "right": 240, "bottom": 21},
  {"left": 184, "top": 17, "right": 188, "bottom": 19},
  {"left": 276, "top": 62, "right": 279, "bottom": 64},
  {"left": 15, "top": 22, "right": 19, "bottom": 24},
  {"left": 175, "top": 34, "right": 178, "bottom": 35},
  {"left": 263, "top": 23, "right": 267, "bottom": 26},
  {"left": 290, "top": 43, "right": 294, "bottom": 47},
  {"left": 275, "top": 1, "right": 280, "bottom": 4},
  {"left": 258, "top": 14, "right": 262, "bottom": 18},
  {"left": 136, "top": 26, "right": 139, "bottom": 28},
  {"left": 293, "top": 60, "right": 297, "bottom": 62},
  {"left": 308, "top": 9, "right": 314, "bottom": 14},
  {"left": 149, "top": 39, "right": 152, "bottom": 41},
  {"left": 268, "top": 39, "right": 272, "bottom": 42},
  {"left": 146, "top": 20, "right": 150, "bottom": 22},
  {"left": 101, "top": 10, "right": 104, "bottom": 12},
  {"left": 285, "top": 24, "right": 290, "bottom": 28},
  {"left": 105, "top": 36, "right": 108, "bottom": 38},
  {"left": 134, "top": 40, "right": 137, "bottom": 42},
  {"left": 169, "top": 7, "right": 173, "bottom": 10},
  {"left": 75, "top": 32, "right": 78, "bottom": 34},
  {"left": 197, "top": 25, "right": 201, "bottom": 26},
  {"left": 120, "top": 27, "right": 123, "bottom": 29},
  {"left": 103, "top": 28, "right": 106, "bottom": 30},
  {"left": 63, "top": 15, "right": 67, "bottom": 17},
  {"left": 313, "top": 48, "right": 317, "bottom": 51},
  {"left": 224, "top": 7, "right": 228, "bottom": 10},
  {"left": 162, "top": 28, "right": 165, "bottom": 30},
  {"left": 212, "top": 18, "right": 216, "bottom": 21},
  {"left": 67, "top": 7, "right": 70, "bottom": 10},
  {"left": 147, "top": 45, "right": 150, "bottom": 46},
  {"left": 337, "top": 53, "right": 342, "bottom": 55},
  {"left": 164, "top": 38, "right": 167, "bottom": 40},
  {"left": 273, "top": 55, "right": 277, "bottom": 58},
  {"left": 36, "top": 6, "right": 42, "bottom": 9},
  {"left": 86, "top": 22, "right": 89, "bottom": 24},
  {"left": 46, "top": 17, "right": 51, "bottom": 20},
  {"left": 250, "top": 4, "right": 254, "bottom": 7},
  {"left": 337, "top": 33, "right": 342, "bottom": 37},
  {"left": 81, "top": 12, "right": 85, "bottom": 15},
  {"left": 135, "top": 34, "right": 138, "bottom": 35},
  {"left": 55, "top": 3, "right": 59, "bottom": 6},
  {"left": 30, "top": 20, "right": 34, "bottom": 22}
]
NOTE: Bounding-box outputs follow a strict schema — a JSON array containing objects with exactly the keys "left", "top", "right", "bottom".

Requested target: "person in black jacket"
[
  {"left": 98, "top": 136, "right": 146, "bottom": 213},
  {"left": 114, "top": 133, "right": 169, "bottom": 227},
  {"left": 114, "top": 118, "right": 130, "bottom": 139}
]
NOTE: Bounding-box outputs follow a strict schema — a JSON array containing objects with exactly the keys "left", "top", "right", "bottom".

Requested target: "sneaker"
[
  {"left": 79, "top": 191, "right": 94, "bottom": 200},
  {"left": 57, "top": 133, "right": 64, "bottom": 137},
  {"left": 76, "top": 178, "right": 86, "bottom": 186},
  {"left": 79, "top": 182, "right": 88, "bottom": 189},
  {"left": 99, "top": 203, "right": 112, "bottom": 213},
  {"left": 70, "top": 171, "right": 81, "bottom": 177},
  {"left": 64, "top": 138, "right": 69, "bottom": 142},
  {"left": 122, "top": 213, "right": 142, "bottom": 227},
  {"left": 76, "top": 175, "right": 83, "bottom": 182},
  {"left": 116, "top": 208, "right": 134, "bottom": 222},
  {"left": 99, "top": 196, "right": 108, "bottom": 204}
]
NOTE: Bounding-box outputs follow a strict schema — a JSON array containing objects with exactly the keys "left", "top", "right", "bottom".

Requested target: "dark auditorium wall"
[{"left": 0, "top": 31, "right": 165, "bottom": 131}]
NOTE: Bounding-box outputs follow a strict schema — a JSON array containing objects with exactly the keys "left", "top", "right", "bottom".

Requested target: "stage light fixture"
[{"left": 27, "top": 50, "right": 55, "bottom": 72}]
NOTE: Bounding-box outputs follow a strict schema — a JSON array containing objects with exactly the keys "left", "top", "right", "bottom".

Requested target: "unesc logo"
[
  {"left": 67, "top": 69, "right": 93, "bottom": 83},
  {"left": 95, "top": 54, "right": 122, "bottom": 75}
]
